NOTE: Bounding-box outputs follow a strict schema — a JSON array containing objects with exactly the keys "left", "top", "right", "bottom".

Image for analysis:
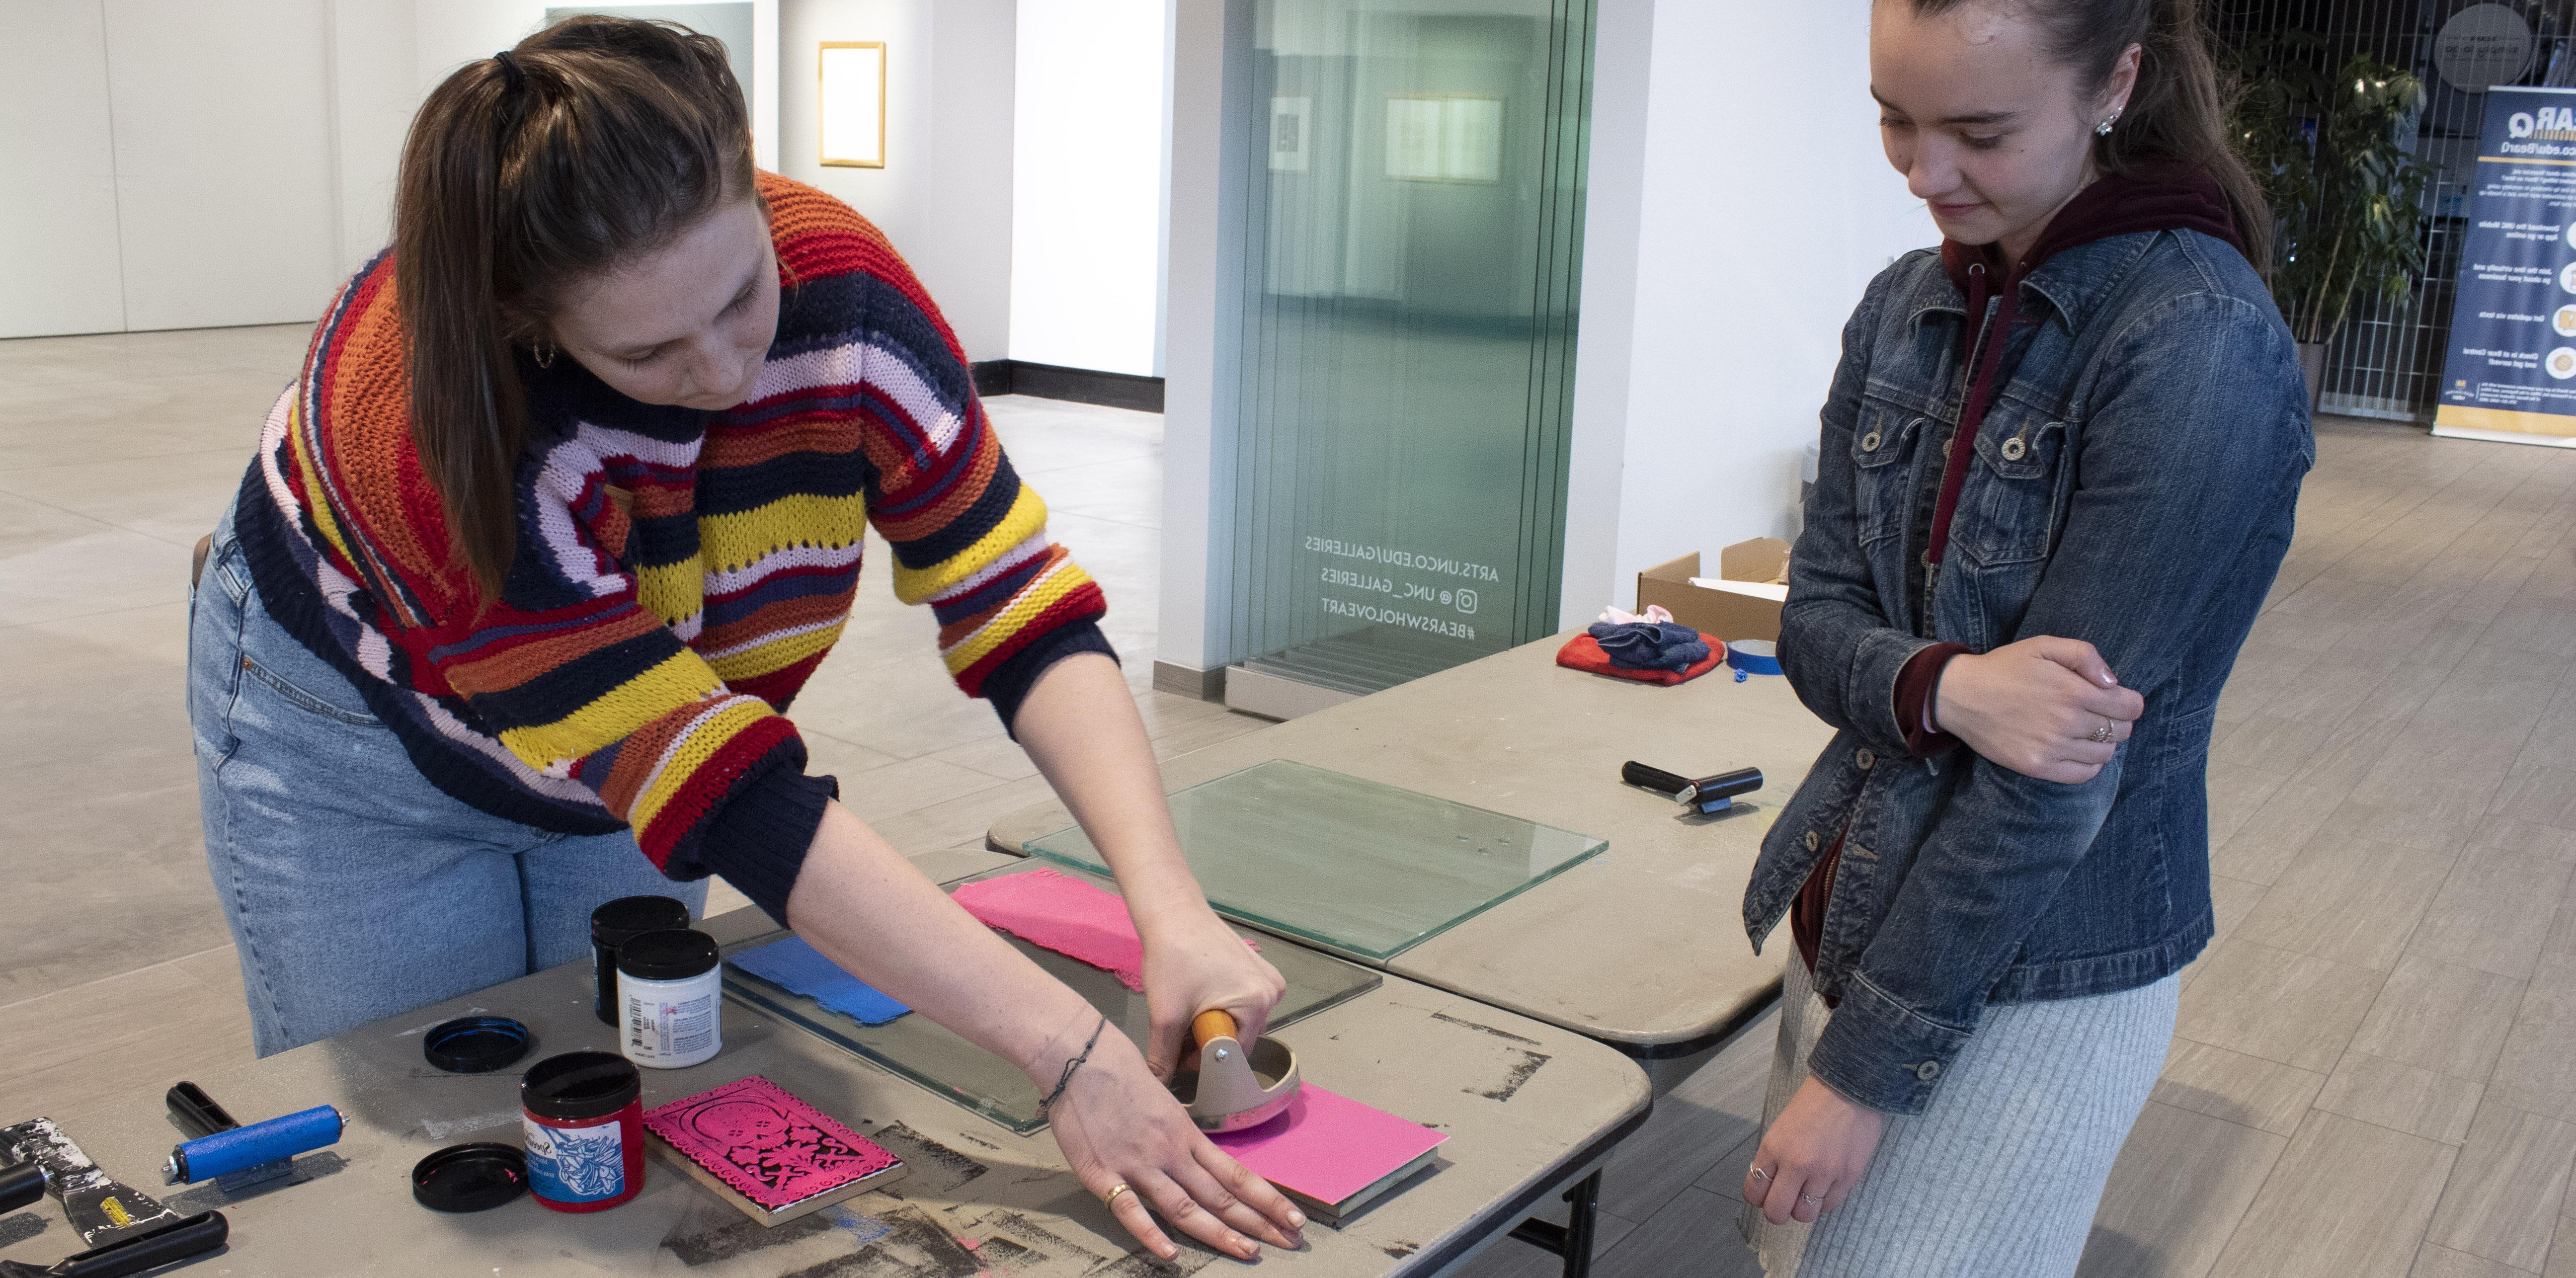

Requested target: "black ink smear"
[
  {"left": 974, "top": 1208, "right": 1110, "bottom": 1271},
  {"left": 1469, "top": 1048, "right": 1551, "bottom": 1101},
  {"left": 660, "top": 1203, "right": 844, "bottom": 1266},
  {"left": 1088, "top": 1244, "right": 1218, "bottom": 1277},
  {"left": 0, "top": 1211, "right": 48, "bottom": 1249},
  {"left": 781, "top": 1203, "right": 983, "bottom": 1278},
  {"left": 1431, "top": 1011, "right": 1542, "bottom": 1046},
  {"left": 866, "top": 1123, "right": 989, "bottom": 1198}
]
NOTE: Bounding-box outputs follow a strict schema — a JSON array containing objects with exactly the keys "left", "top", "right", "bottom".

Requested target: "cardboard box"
[{"left": 1636, "top": 538, "right": 1791, "bottom": 644}]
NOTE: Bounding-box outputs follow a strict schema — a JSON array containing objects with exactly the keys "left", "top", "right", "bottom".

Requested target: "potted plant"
[{"left": 2231, "top": 38, "right": 2432, "bottom": 408}]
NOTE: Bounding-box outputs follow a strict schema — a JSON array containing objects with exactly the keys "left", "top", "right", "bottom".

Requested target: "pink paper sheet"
[
  {"left": 952, "top": 868, "right": 1151, "bottom": 989},
  {"left": 1208, "top": 1085, "right": 1448, "bottom": 1207},
  {"left": 642, "top": 1075, "right": 899, "bottom": 1211},
  {"left": 952, "top": 868, "right": 1257, "bottom": 991}
]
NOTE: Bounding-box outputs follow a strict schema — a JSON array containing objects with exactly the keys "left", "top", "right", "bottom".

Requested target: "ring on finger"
[
  {"left": 1101, "top": 1183, "right": 1132, "bottom": 1210},
  {"left": 2089, "top": 719, "right": 2115, "bottom": 743},
  {"left": 1800, "top": 1193, "right": 1824, "bottom": 1205},
  {"left": 1748, "top": 1166, "right": 1772, "bottom": 1183}
]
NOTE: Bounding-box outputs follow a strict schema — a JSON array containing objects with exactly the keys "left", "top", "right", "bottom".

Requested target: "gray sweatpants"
[{"left": 1740, "top": 958, "right": 2177, "bottom": 1277}]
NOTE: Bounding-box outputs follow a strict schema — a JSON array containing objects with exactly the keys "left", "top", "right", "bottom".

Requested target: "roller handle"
[
  {"left": 0, "top": 1160, "right": 42, "bottom": 1215},
  {"left": 163, "top": 1083, "right": 238, "bottom": 1140},
  {"left": 0, "top": 1210, "right": 229, "bottom": 1278},
  {"left": 1621, "top": 761, "right": 1694, "bottom": 800},
  {"left": 1191, "top": 1009, "right": 1239, "bottom": 1049}
]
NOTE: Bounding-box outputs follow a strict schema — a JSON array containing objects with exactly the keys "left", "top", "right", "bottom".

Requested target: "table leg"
[{"left": 1504, "top": 1168, "right": 1603, "bottom": 1278}]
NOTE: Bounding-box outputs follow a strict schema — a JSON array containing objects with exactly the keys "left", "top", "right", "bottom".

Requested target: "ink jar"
[
  {"left": 617, "top": 928, "right": 723, "bottom": 1069},
  {"left": 590, "top": 895, "right": 692, "bottom": 1026},
  {"left": 519, "top": 1051, "right": 643, "bottom": 1212}
]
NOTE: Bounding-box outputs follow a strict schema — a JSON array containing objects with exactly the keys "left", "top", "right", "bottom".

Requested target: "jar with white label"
[{"left": 616, "top": 928, "right": 723, "bottom": 1069}]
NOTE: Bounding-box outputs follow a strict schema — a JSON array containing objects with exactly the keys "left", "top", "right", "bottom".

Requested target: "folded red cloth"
[{"left": 1555, "top": 631, "right": 1725, "bottom": 686}]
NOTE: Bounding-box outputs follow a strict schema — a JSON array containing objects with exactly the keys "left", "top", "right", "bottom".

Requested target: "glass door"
[{"left": 1228, "top": 0, "right": 1596, "bottom": 696}]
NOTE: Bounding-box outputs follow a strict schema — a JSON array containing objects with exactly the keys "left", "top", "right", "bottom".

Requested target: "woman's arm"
[
  {"left": 1007, "top": 652, "right": 1288, "bottom": 1079},
  {"left": 786, "top": 800, "right": 1304, "bottom": 1261},
  {"left": 1777, "top": 262, "right": 1953, "bottom": 754}
]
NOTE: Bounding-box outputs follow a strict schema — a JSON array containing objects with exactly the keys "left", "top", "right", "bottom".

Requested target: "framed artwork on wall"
[{"left": 819, "top": 41, "right": 886, "bottom": 168}]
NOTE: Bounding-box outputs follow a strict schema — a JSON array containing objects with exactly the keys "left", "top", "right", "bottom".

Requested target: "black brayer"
[{"left": 1622, "top": 761, "right": 1764, "bottom": 814}]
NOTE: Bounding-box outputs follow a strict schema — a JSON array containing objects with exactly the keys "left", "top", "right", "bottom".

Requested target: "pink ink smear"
[
  {"left": 1208, "top": 1085, "right": 1449, "bottom": 1208},
  {"left": 643, "top": 1076, "right": 899, "bottom": 1211},
  {"left": 952, "top": 868, "right": 1254, "bottom": 991}
]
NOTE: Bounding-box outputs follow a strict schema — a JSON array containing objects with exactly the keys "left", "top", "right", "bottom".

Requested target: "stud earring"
[{"left": 2095, "top": 109, "right": 2122, "bottom": 137}]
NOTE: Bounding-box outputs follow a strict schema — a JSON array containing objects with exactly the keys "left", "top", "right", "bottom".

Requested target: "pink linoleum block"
[
  {"left": 1208, "top": 1085, "right": 1448, "bottom": 1208},
  {"left": 952, "top": 868, "right": 1152, "bottom": 989},
  {"left": 643, "top": 1076, "right": 899, "bottom": 1212}
]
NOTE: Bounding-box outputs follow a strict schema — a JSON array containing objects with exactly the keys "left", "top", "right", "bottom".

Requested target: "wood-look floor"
[{"left": 3, "top": 323, "right": 2571, "bottom": 1277}]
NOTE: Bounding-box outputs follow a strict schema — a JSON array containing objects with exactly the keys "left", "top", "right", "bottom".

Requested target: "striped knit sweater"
[{"left": 235, "top": 173, "right": 1112, "bottom": 921}]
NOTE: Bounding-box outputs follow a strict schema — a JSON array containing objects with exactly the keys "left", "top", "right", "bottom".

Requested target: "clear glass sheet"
[
  {"left": 1025, "top": 760, "right": 1607, "bottom": 961},
  {"left": 1227, "top": 0, "right": 1598, "bottom": 696},
  {"left": 720, "top": 864, "right": 1381, "bottom": 1134}
]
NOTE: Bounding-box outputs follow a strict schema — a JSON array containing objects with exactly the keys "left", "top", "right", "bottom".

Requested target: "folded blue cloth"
[
  {"left": 729, "top": 936, "right": 912, "bottom": 1025},
  {"left": 1588, "top": 621, "right": 1711, "bottom": 673}
]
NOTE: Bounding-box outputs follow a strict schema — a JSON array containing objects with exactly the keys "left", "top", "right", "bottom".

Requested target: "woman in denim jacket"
[{"left": 1735, "top": 0, "right": 2311, "bottom": 1272}]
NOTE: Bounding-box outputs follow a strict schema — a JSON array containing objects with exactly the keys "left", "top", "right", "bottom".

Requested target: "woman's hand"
[
  {"left": 1139, "top": 906, "right": 1288, "bottom": 1080},
  {"left": 1742, "top": 1076, "right": 1887, "bottom": 1225},
  {"left": 1933, "top": 636, "right": 2145, "bottom": 784},
  {"left": 1036, "top": 1010, "right": 1307, "bottom": 1262}
]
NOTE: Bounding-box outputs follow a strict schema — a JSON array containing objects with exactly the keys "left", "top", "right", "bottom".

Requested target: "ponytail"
[
  {"left": 1905, "top": 0, "right": 2272, "bottom": 271},
  {"left": 394, "top": 16, "right": 753, "bottom": 603}
]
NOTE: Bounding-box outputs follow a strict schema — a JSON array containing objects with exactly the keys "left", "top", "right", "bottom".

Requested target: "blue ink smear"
[
  {"left": 826, "top": 1204, "right": 892, "bottom": 1244},
  {"left": 730, "top": 937, "right": 912, "bottom": 1025}
]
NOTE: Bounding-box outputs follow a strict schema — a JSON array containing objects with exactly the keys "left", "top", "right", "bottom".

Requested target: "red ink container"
[{"left": 520, "top": 1051, "right": 644, "bottom": 1212}]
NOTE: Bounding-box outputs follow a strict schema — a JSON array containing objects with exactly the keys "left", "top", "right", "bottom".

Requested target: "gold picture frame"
[{"left": 818, "top": 41, "right": 886, "bottom": 168}]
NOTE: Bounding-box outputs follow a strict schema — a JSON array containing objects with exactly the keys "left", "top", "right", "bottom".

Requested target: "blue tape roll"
[
  {"left": 1726, "top": 639, "right": 1782, "bottom": 681},
  {"left": 175, "top": 1105, "right": 343, "bottom": 1182}
]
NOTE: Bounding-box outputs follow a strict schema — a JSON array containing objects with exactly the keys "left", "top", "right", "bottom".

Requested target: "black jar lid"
[
  {"left": 423, "top": 1015, "right": 533, "bottom": 1074},
  {"left": 412, "top": 1142, "right": 528, "bottom": 1212},
  {"left": 591, "top": 895, "right": 692, "bottom": 945},
  {"left": 615, "top": 928, "right": 719, "bottom": 982},
  {"left": 521, "top": 1051, "right": 640, "bottom": 1121}
]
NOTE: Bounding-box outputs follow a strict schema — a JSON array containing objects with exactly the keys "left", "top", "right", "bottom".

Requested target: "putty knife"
[{"left": 1169, "top": 1010, "right": 1300, "bottom": 1133}]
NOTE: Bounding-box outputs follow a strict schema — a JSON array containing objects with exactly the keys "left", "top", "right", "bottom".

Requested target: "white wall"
[
  {"left": 0, "top": 2, "right": 125, "bottom": 339},
  {"left": 1008, "top": 0, "right": 1169, "bottom": 376},
  {"left": 0, "top": 0, "right": 782, "bottom": 338},
  {"left": 777, "top": 0, "right": 1017, "bottom": 362},
  {"left": 1558, "top": 0, "right": 1930, "bottom": 623}
]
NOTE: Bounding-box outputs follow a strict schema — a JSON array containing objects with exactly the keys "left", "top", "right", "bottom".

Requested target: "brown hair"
[
  {"left": 395, "top": 15, "right": 755, "bottom": 602},
  {"left": 1907, "top": 0, "right": 2272, "bottom": 270}
]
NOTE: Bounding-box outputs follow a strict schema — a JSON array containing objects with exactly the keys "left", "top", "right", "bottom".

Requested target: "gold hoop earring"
[{"left": 533, "top": 339, "right": 556, "bottom": 370}]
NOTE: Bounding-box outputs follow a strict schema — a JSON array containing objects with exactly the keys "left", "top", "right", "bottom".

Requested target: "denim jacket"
[{"left": 1744, "top": 228, "right": 2314, "bottom": 1116}]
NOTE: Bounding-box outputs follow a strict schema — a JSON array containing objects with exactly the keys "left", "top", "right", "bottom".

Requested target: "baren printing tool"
[
  {"left": 1169, "top": 1010, "right": 1301, "bottom": 1133},
  {"left": 0, "top": 1118, "right": 229, "bottom": 1278},
  {"left": 1621, "top": 761, "right": 1764, "bottom": 814}
]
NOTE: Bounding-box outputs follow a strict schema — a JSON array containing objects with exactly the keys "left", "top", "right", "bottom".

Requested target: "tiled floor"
[{"left": 4, "top": 324, "right": 2575, "bottom": 1278}]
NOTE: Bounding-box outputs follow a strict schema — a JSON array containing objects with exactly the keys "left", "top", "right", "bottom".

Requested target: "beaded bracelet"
[{"left": 1037, "top": 1016, "right": 1111, "bottom": 1118}]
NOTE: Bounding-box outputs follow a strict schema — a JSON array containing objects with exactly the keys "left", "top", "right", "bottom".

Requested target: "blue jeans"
[{"left": 188, "top": 497, "right": 705, "bottom": 1056}]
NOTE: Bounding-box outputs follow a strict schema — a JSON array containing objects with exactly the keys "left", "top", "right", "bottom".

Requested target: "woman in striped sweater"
[{"left": 187, "top": 16, "right": 1300, "bottom": 1260}]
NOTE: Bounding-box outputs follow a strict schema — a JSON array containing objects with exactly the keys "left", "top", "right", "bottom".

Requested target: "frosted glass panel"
[
  {"left": 1024, "top": 761, "right": 1608, "bottom": 961},
  {"left": 1229, "top": 0, "right": 1597, "bottom": 696}
]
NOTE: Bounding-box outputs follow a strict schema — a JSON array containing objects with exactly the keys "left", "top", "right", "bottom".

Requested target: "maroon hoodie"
[{"left": 1790, "top": 166, "right": 2248, "bottom": 987}]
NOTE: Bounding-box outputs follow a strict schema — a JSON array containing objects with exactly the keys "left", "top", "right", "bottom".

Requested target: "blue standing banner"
[{"left": 2436, "top": 85, "right": 2576, "bottom": 447}]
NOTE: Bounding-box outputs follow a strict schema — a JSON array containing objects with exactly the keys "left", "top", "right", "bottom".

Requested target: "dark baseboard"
[{"left": 969, "top": 359, "right": 1165, "bottom": 413}]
